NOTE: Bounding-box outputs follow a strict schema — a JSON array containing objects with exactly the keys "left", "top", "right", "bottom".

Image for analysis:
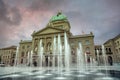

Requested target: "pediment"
[{"left": 32, "top": 27, "right": 64, "bottom": 36}]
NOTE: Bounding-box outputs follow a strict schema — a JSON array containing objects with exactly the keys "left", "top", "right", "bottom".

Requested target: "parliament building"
[{"left": 18, "top": 12, "right": 95, "bottom": 66}]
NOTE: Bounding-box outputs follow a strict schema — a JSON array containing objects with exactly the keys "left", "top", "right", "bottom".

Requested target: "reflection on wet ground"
[{"left": 0, "top": 69, "right": 120, "bottom": 80}]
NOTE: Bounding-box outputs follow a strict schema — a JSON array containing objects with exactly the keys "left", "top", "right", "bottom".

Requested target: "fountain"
[
  {"left": 30, "top": 50, "right": 33, "bottom": 67},
  {"left": 52, "top": 35, "right": 57, "bottom": 71},
  {"left": 0, "top": 34, "right": 120, "bottom": 80},
  {"left": 27, "top": 51, "right": 30, "bottom": 66},
  {"left": 64, "top": 32, "right": 70, "bottom": 72},
  {"left": 14, "top": 47, "right": 19, "bottom": 67},
  {"left": 38, "top": 39, "right": 43, "bottom": 69},
  {"left": 77, "top": 42, "right": 84, "bottom": 72}
]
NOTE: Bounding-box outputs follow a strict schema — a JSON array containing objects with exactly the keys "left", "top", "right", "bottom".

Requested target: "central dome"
[{"left": 50, "top": 12, "right": 67, "bottom": 22}]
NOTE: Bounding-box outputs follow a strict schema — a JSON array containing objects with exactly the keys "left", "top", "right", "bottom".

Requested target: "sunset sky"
[{"left": 0, "top": 0, "right": 120, "bottom": 48}]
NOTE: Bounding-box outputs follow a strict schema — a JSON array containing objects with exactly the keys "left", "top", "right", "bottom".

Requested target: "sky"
[{"left": 0, "top": 0, "right": 120, "bottom": 48}]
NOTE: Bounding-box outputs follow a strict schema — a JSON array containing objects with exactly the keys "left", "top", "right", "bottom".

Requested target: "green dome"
[{"left": 50, "top": 12, "right": 67, "bottom": 22}]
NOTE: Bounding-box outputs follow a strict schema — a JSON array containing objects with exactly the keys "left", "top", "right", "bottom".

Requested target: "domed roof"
[{"left": 50, "top": 12, "right": 67, "bottom": 22}]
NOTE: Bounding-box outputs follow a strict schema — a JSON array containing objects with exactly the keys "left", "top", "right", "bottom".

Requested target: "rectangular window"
[
  {"left": 85, "top": 40, "right": 90, "bottom": 45},
  {"left": 22, "top": 46, "right": 25, "bottom": 49}
]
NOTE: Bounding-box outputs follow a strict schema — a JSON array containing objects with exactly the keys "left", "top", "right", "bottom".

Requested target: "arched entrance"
[
  {"left": 85, "top": 47, "right": 91, "bottom": 63},
  {"left": 108, "top": 56, "right": 113, "bottom": 66},
  {"left": 45, "top": 56, "right": 48, "bottom": 66}
]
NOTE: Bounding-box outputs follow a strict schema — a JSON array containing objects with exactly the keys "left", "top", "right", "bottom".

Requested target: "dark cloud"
[
  {"left": 28, "top": 0, "right": 66, "bottom": 11},
  {"left": 0, "top": 0, "right": 22, "bottom": 25},
  {"left": 0, "top": 0, "right": 120, "bottom": 48},
  {"left": 64, "top": 0, "right": 120, "bottom": 44},
  {"left": 0, "top": 0, "right": 22, "bottom": 48}
]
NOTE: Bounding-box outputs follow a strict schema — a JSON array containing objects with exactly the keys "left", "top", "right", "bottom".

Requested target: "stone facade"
[
  {"left": 18, "top": 12, "right": 95, "bottom": 66},
  {"left": 0, "top": 46, "right": 17, "bottom": 66},
  {"left": 114, "top": 34, "right": 120, "bottom": 62},
  {"left": 94, "top": 34, "right": 120, "bottom": 65},
  {"left": 18, "top": 40, "right": 32, "bottom": 65},
  {"left": 94, "top": 45, "right": 104, "bottom": 64}
]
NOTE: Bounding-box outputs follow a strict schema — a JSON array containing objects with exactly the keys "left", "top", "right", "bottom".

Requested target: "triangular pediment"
[{"left": 32, "top": 27, "right": 64, "bottom": 36}]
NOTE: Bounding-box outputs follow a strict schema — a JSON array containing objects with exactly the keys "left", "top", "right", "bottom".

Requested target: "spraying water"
[
  {"left": 57, "top": 34, "right": 63, "bottom": 74},
  {"left": 77, "top": 48, "right": 80, "bottom": 71},
  {"left": 101, "top": 45, "right": 114, "bottom": 79},
  {"left": 64, "top": 32, "right": 70, "bottom": 72},
  {"left": 38, "top": 39, "right": 43, "bottom": 69},
  {"left": 52, "top": 36, "right": 56, "bottom": 70},
  {"left": 14, "top": 46, "right": 19, "bottom": 67},
  {"left": 96, "top": 50, "right": 100, "bottom": 66},
  {"left": 30, "top": 50, "right": 33, "bottom": 67},
  {"left": 77, "top": 42, "right": 84, "bottom": 72},
  {"left": 102, "top": 45, "right": 108, "bottom": 75},
  {"left": 85, "top": 52, "right": 88, "bottom": 70},
  {"left": 27, "top": 51, "right": 30, "bottom": 66}
]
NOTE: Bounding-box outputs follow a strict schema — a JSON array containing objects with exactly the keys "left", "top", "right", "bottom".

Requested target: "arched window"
[
  {"left": 35, "top": 44, "right": 38, "bottom": 52},
  {"left": 47, "top": 42, "right": 51, "bottom": 51},
  {"left": 106, "top": 48, "right": 108, "bottom": 53},
  {"left": 109, "top": 48, "right": 111, "bottom": 52},
  {"left": 21, "top": 59, "right": 23, "bottom": 63},
  {"left": 71, "top": 48, "right": 75, "bottom": 55},
  {"left": 86, "top": 47, "right": 90, "bottom": 54},
  {"left": 13, "top": 54, "right": 15, "bottom": 58},
  {"left": 99, "top": 48, "right": 102, "bottom": 55},
  {"left": 86, "top": 47, "right": 90, "bottom": 52},
  {"left": 95, "top": 49, "right": 97, "bottom": 55},
  {"left": 21, "top": 52, "right": 24, "bottom": 57}
]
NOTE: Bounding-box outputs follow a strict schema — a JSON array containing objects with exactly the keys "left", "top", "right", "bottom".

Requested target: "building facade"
[
  {"left": 104, "top": 34, "right": 120, "bottom": 63},
  {"left": 114, "top": 34, "right": 120, "bottom": 63},
  {"left": 0, "top": 13, "right": 119, "bottom": 67},
  {"left": 94, "top": 34, "right": 120, "bottom": 65},
  {"left": 0, "top": 46, "right": 17, "bottom": 66},
  {"left": 18, "top": 40, "right": 32, "bottom": 66},
  {"left": 94, "top": 45, "right": 104, "bottom": 65},
  {"left": 18, "top": 12, "right": 95, "bottom": 66}
]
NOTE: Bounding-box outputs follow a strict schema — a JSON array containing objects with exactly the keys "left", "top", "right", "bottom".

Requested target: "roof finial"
[{"left": 57, "top": 10, "right": 62, "bottom": 16}]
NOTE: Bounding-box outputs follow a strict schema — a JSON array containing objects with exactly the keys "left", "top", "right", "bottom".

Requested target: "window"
[
  {"left": 85, "top": 40, "right": 90, "bottom": 45},
  {"left": 71, "top": 48, "right": 75, "bottom": 55},
  {"left": 21, "top": 59, "right": 23, "bottom": 63},
  {"left": 109, "top": 48, "right": 111, "bottom": 52},
  {"left": 13, "top": 54, "right": 15, "bottom": 58},
  {"left": 115, "top": 43, "right": 117, "bottom": 46},
  {"left": 116, "top": 49, "right": 118, "bottom": 53},
  {"left": 106, "top": 48, "right": 112, "bottom": 54},
  {"left": 86, "top": 47, "right": 90, "bottom": 52},
  {"left": 35, "top": 44, "right": 39, "bottom": 52},
  {"left": 22, "top": 46, "right": 25, "bottom": 49},
  {"left": 117, "top": 41, "right": 119, "bottom": 45},
  {"left": 47, "top": 42, "right": 52, "bottom": 51},
  {"left": 27, "top": 45, "right": 30, "bottom": 48},
  {"left": 106, "top": 48, "right": 108, "bottom": 53},
  {"left": 58, "top": 25, "right": 64, "bottom": 29},
  {"left": 99, "top": 48, "right": 102, "bottom": 55},
  {"left": 21, "top": 52, "right": 24, "bottom": 57}
]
